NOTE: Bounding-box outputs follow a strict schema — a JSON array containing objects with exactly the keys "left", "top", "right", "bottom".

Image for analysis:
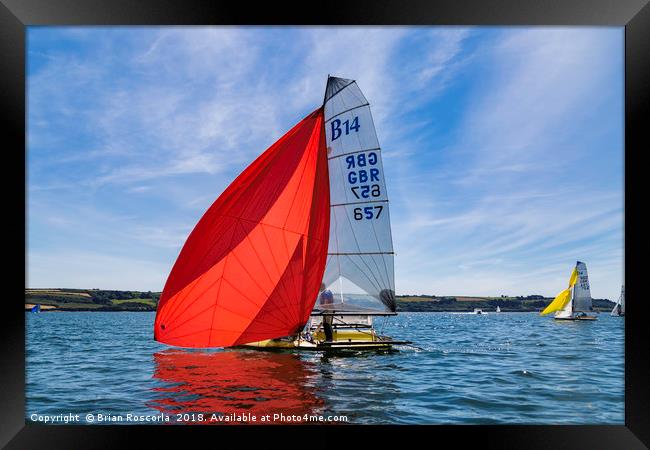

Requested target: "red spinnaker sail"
[{"left": 154, "top": 108, "right": 329, "bottom": 348}]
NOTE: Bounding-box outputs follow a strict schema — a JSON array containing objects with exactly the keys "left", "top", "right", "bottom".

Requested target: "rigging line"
[
  {"left": 328, "top": 252, "right": 394, "bottom": 255},
  {"left": 325, "top": 103, "right": 369, "bottom": 123},
  {"left": 331, "top": 200, "right": 388, "bottom": 207},
  {"left": 368, "top": 240, "right": 390, "bottom": 292},
  {"left": 327, "top": 147, "right": 381, "bottom": 161},
  {"left": 342, "top": 254, "right": 383, "bottom": 297},
  {"left": 338, "top": 262, "right": 344, "bottom": 305}
]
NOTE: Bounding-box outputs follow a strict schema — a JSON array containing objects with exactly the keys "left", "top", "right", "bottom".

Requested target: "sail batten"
[
  {"left": 321, "top": 76, "right": 396, "bottom": 312},
  {"left": 328, "top": 148, "right": 382, "bottom": 160},
  {"left": 326, "top": 104, "right": 371, "bottom": 123}
]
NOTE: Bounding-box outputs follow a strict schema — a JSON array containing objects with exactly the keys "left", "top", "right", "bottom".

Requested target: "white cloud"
[
  {"left": 392, "top": 28, "right": 624, "bottom": 300},
  {"left": 27, "top": 27, "right": 623, "bottom": 300}
]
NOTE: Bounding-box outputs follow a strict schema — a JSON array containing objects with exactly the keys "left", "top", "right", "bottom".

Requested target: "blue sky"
[{"left": 27, "top": 27, "right": 624, "bottom": 300}]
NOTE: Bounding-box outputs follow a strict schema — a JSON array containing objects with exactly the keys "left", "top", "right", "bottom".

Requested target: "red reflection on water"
[{"left": 149, "top": 349, "right": 325, "bottom": 424}]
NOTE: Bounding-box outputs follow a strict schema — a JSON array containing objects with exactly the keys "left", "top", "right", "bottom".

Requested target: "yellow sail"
[
  {"left": 540, "top": 267, "right": 579, "bottom": 316},
  {"left": 568, "top": 266, "right": 578, "bottom": 287},
  {"left": 540, "top": 288, "right": 572, "bottom": 316}
]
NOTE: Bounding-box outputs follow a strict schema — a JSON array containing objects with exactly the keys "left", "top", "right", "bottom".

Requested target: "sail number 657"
[
  {"left": 331, "top": 116, "right": 360, "bottom": 141},
  {"left": 353, "top": 205, "right": 383, "bottom": 220}
]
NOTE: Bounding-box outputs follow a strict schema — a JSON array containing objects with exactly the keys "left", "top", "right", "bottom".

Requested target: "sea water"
[{"left": 25, "top": 312, "right": 624, "bottom": 424}]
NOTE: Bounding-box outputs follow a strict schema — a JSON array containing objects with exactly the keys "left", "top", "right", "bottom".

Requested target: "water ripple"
[{"left": 26, "top": 311, "right": 624, "bottom": 424}]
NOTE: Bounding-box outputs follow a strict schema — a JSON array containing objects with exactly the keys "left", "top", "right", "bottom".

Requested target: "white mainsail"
[
  {"left": 611, "top": 285, "right": 625, "bottom": 316},
  {"left": 572, "top": 261, "right": 593, "bottom": 312},
  {"left": 320, "top": 76, "right": 396, "bottom": 312}
]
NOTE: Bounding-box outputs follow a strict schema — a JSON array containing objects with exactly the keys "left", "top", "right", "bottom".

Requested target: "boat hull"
[
  {"left": 554, "top": 315, "right": 598, "bottom": 321},
  {"left": 239, "top": 330, "right": 409, "bottom": 351}
]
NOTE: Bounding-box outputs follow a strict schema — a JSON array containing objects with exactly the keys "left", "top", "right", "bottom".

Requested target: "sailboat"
[
  {"left": 154, "top": 76, "right": 409, "bottom": 351},
  {"left": 611, "top": 285, "right": 625, "bottom": 317},
  {"left": 496, "top": 305, "right": 501, "bottom": 313},
  {"left": 540, "top": 261, "right": 597, "bottom": 321}
]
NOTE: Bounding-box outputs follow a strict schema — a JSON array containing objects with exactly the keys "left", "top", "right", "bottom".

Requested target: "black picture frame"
[{"left": 3, "top": 0, "right": 648, "bottom": 448}]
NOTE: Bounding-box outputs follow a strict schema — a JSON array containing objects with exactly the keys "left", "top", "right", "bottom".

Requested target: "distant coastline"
[{"left": 25, "top": 289, "right": 616, "bottom": 313}]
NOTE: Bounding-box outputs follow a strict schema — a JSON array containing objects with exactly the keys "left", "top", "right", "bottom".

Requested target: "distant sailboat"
[
  {"left": 154, "top": 76, "right": 409, "bottom": 350},
  {"left": 611, "top": 285, "right": 625, "bottom": 317},
  {"left": 30, "top": 304, "right": 41, "bottom": 313},
  {"left": 496, "top": 305, "right": 501, "bottom": 313},
  {"left": 540, "top": 261, "right": 597, "bottom": 321}
]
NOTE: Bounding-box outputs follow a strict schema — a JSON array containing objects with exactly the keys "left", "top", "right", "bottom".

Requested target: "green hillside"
[
  {"left": 395, "top": 294, "right": 615, "bottom": 312},
  {"left": 25, "top": 289, "right": 160, "bottom": 311},
  {"left": 25, "top": 289, "right": 615, "bottom": 312}
]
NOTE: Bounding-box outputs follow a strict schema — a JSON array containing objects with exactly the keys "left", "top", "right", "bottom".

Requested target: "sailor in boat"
[{"left": 319, "top": 284, "right": 335, "bottom": 341}]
